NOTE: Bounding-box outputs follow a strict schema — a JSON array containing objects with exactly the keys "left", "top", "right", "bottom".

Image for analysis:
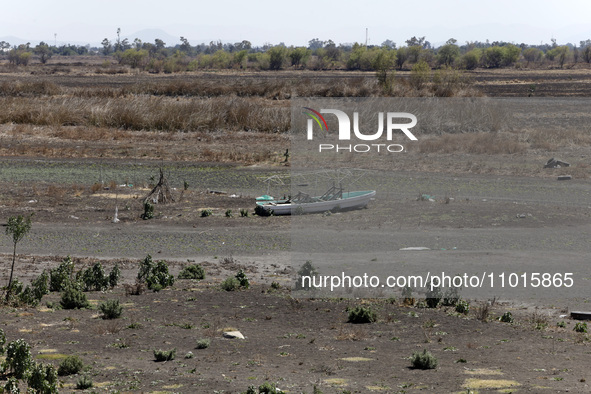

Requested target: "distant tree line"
[{"left": 1, "top": 32, "right": 591, "bottom": 71}]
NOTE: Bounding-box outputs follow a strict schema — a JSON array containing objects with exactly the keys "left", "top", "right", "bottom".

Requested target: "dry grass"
[{"left": 416, "top": 132, "right": 527, "bottom": 154}]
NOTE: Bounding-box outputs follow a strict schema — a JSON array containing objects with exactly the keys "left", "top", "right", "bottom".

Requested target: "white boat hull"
[{"left": 256, "top": 191, "right": 376, "bottom": 215}]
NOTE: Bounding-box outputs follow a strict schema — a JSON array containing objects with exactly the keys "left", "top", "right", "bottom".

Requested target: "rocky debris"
[
  {"left": 544, "top": 158, "right": 570, "bottom": 168},
  {"left": 223, "top": 330, "right": 245, "bottom": 339},
  {"left": 557, "top": 175, "right": 572, "bottom": 181}
]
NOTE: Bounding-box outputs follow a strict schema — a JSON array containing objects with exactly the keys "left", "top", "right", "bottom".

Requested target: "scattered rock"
[
  {"left": 516, "top": 214, "right": 526, "bottom": 218},
  {"left": 223, "top": 330, "right": 245, "bottom": 339},
  {"left": 557, "top": 175, "right": 572, "bottom": 181},
  {"left": 544, "top": 158, "right": 570, "bottom": 168}
]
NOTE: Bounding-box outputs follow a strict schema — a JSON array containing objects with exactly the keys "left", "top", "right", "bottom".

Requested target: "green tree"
[
  {"left": 483, "top": 46, "right": 504, "bottom": 68},
  {"left": 5, "top": 214, "right": 33, "bottom": 301},
  {"left": 461, "top": 49, "right": 481, "bottom": 70},
  {"left": 437, "top": 43, "right": 460, "bottom": 66},
  {"left": 410, "top": 60, "right": 431, "bottom": 89},
  {"left": 121, "top": 48, "right": 148, "bottom": 68},
  {"left": 501, "top": 44, "right": 521, "bottom": 66},
  {"left": 395, "top": 47, "right": 409, "bottom": 69},
  {"left": 267, "top": 46, "right": 286, "bottom": 70},
  {"left": 523, "top": 47, "right": 542, "bottom": 67},
  {"left": 34, "top": 42, "right": 52, "bottom": 64},
  {"left": 288, "top": 47, "right": 310, "bottom": 68},
  {"left": 101, "top": 38, "right": 112, "bottom": 55}
]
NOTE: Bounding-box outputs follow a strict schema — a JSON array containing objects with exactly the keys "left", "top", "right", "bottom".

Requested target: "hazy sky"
[{"left": 5, "top": 0, "right": 591, "bottom": 47}]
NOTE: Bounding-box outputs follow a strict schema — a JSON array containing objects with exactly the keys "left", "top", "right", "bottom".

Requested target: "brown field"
[{"left": 0, "top": 61, "right": 590, "bottom": 393}]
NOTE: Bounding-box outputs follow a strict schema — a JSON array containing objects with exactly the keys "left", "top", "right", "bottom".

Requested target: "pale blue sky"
[{"left": 4, "top": 0, "right": 591, "bottom": 47}]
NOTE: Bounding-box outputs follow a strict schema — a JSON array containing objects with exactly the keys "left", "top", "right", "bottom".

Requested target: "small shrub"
[
  {"left": 410, "top": 349, "right": 438, "bottom": 369},
  {"left": 0, "top": 328, "right": 5, "bottom": 354},
  {"left": 60, "top": 284, "right": 89, "bottom": 309},
  {"left": 154, "top": 348, "right": 176, "bottom": 362},
  {"left": 141, "top": 201, "right": 154, "bottom": 219},
  {"left": 196, "top": 338, "right": 210, "bottom": 349},
  {"left": 475, "top": 303, "right": 490, "bottom": 322},
  {"left": 258, "top": 382, "right": 284, "bottom": 394},
  {"left": 574, "top": 322, "right": 588, "bottom": 333},
  {"left": 49, "top": 256, "right": 74, "bottom": 292},
  {"left": 221, "top": 277, "right": 240, "bottom": 291},
  {"left": 99, "top": 299, "right": 123, "bottom": 319},
  {"left": 225, "top": 209, "right": 233, "bottom": 217},
  {"left": 27, "top": 362, "right": 58, "bottom": 394},
  {"left": 57, "top": 355, "right": 83, "bottom": 376},
  {"left": 347, "top": 306, "right": 377, "bottom": 324},
  {"left": 499, "top": 311, "right": 514, "bottom": 323},
  {"left": 4, "top": 378, "right": 19, "bottom": 394},
  {"left": 137, "top": 255, "right": 174, "bottom": 291},
  {"left": 557, "top": 321, "right": 567, "bottom": 328},
  {"left": 4, "top": 339, "right": 33, "bottom": 379},
  {"left": 270, "top": 281, "right": 281, "bottom": 290},
  {"left": 200, "top": 209, "right": 213, "bottom": 217},
  {"left": 441, "top": 286, "right": 460, "bottom": 306},
  {"left": 184, "top": 351, "right": 194, "bottom": 359},
  {"left": 240, "top": 208, "right": 249, "bottom": 217},
  {"left": 31, "top": 270, "right": 50, "bottom": 300},
  {"left": 295, "top": 260, "right": 317, "bottom": 290},
  {"left": 402, "top": 285, "right": 415, "bottom": 305},
  {"left": 235, "top": 270, "right": 250, "bottom": 289},
  {"left": 455, "top": 299, "right": 470, "bottom": 315},
  {"left": 109, "top": 264, "right": 121, "bottom": 288},
  {"left": 425, "top": 285, "right": 442, "bottom": 308},
  {"left": 76, "top": 375, "right": 93, "bottom": 390},
  {"left": 78, "top": 262, "right": 109, "bottom": 291},
  {"left": 254, "top": 204, "right": 272, "bottom": 217},
  {"left": 178, "top": 264, "right": 205, "bottom": 280}
]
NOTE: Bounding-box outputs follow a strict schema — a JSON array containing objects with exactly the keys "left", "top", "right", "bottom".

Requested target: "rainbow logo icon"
[{"left": 303, "top": 107, "right": 328, "bottom": 132}]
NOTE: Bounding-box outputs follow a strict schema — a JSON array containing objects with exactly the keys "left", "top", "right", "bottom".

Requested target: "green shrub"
[
  {"left": 258, "top": 381, "right": 284, "bottom": 393},
  {"left": 499, "top": 311, "right": 514, "bottom": 323},
  {"left": 31, "top": 270, "right": 50, "bottom": 300},
  {"left": 137, "top": 255, "right": 174, "bottom": 291},
  {"left": 0, "top": 328, "right": 5, "bottom": 355},
  {"left": 557, "top": 321, "right": 567, "bottom": 328},
  {"left": 60, "top": 284, "right": 89, "bottom": 309},
  {"left": 76, "top": 375, "right": 93, "bottom": 390},
  {"left": 49, "top": 256, "right": 74, "bottom": 292},
  {"left": 154, "top": 348, "right": 176, "bottom": 362},
  {"left": 195, "top": 339, "right": 210, "bottom": 349},
  {"left": 235, "top": 270, "right": 250, "bottom": 289},
  {"left": 441, "top": 287, "right": 460, "bottom": 306},
  {"left": 410, "top": 349, "right": 438, "bottom": 369},
  {"left": 347, "top": 306, "right": 377, "bottom": 324},
  {"left": 141, "top": 201, "right": 154, "bottom": 219},
  {"left": 178, "top": 264, "right": 205, "bottom": 280},
  {"left": 225, "top": 209, "right": 233, "bottom": 218},
  {"left": 57, "top": 355, "right": 83, "bottom": 376},
  {"left": 221, "top": 277, "right": 240, "bottom": 291},
  {"left": 574, "top": 322, "right": 588, "bottom": 333},
  {"left": 109, "top": 264, "right": 121, "bottom": 288},
  {"left": 425, "top": 285, "right": 442, "bottom": 308},
  {"left": 295, "top": 260, "right": 317, "bottom": 290},
  {"left": 78, "top": 262, "right": 109, "bottom": 291},
  {"left": 455, "top": 299, "right": 470, "bottom": 315},
  {"left": 200, "top": 209, "right": 213, "bottom": 217},
  {"left": 254, "top": 204, "right": 273, "bottom": 217},
  {"left": 240, "top": 208, "right": 249, "bottom": 217},
  {"left": 3, "top": 377, "right": 19, "bottom": 394},
  {"left": 27, "top": 362, "right": 58, "bottom": 393},
  {"left": 99, "top": 299, "right": 123, "bottom": 319},
  {"left": 4, "top": 339, "right": 33, "bottom": 379}
]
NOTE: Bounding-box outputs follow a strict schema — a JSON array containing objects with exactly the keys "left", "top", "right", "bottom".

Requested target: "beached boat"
[{"left": 255, "top": 186, "right": 376, "bottom": 215}]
